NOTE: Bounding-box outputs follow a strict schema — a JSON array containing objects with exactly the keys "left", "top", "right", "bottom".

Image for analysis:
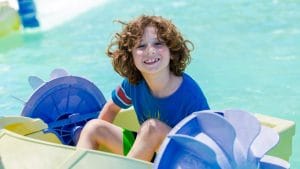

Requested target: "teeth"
[{"left": 144, "top": 58, "right": 159, "bottom": 64}]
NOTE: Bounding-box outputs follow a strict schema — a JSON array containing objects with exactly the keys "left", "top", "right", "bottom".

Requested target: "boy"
[{"left": 77, "top": 15, "right": 209, "bottom": 162}]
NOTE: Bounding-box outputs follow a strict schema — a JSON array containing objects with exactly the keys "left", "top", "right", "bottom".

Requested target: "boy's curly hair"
[{"left": 107, "top": 15, "right": 193, "bottom": 84}]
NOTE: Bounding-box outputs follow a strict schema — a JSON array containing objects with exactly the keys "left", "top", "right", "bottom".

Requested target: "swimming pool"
[{"left": 0, "top": 0, "right": 299, "bottom": 167}]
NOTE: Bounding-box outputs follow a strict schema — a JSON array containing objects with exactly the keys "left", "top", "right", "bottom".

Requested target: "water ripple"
[
  {"left": 271, "top": 55, "right": 297, "bottom": 61},
  {"left": 0, "top": 64, "right": 11, "bottom": 73}
]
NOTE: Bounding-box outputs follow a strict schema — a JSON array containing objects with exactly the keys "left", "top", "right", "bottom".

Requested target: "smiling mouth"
[{"left": 144, "top": 58, "right": 160, "bottom": 64}]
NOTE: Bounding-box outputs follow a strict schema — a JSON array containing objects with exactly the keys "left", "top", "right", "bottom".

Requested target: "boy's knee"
[
  {"left": 77, "top": 119, "right": 112, "bottom": 149},
  {"left": 139, "top": 119, "right": 170, "bottom": 139},
  {"left": 81, "top": 119, "right": 109, "bottom": 137}
]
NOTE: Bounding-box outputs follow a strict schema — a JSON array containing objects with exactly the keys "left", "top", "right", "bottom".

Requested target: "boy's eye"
[
  {"left": 137, "top": 44, "right": 146, "bottom": 49},
  {"left": 154, "top": 42, "right": 164, "bottom": 46}
]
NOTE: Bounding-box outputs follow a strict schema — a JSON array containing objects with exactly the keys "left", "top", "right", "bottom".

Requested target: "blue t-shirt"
[{"left": 112, "top": 73, "right": 209, "bottom": 127}]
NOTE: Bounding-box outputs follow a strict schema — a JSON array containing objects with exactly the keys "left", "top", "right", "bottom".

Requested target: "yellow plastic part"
[
  {"left": 3, "top": 118, "right": 47, "bottom": 135},
  {"left": 0, "top": 116, "right": 61, "bottom": 144},
  {"left": 0, "top": 129, "right": 152, "bottom": 169},
  {"left": 255, "top": 113, "right": 296, "bottom": 161},
  {"left": 0, "top": 3, "right": 21, "bottom": 37},
  {"left": 113, "top": 108, "right": 140, "bottom": 131}
]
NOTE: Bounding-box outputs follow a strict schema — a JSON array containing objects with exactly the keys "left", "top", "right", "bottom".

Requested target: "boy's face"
[{"left": 132, "top": 26, "right": 171, "bottom": 77}]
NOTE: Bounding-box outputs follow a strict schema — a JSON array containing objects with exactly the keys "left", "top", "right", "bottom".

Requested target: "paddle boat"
[{"left": 0, "top": 69, "right": 295, "bottom": 169}]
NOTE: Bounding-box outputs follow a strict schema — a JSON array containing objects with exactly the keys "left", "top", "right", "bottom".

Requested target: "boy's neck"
[{"left": 143, "top": 72, "right": 183, "bottom": 98}]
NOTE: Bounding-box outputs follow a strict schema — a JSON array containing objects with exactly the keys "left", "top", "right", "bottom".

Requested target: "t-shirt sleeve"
[{"left": 111, "top": 79, "right": 132, "bottom": 109}]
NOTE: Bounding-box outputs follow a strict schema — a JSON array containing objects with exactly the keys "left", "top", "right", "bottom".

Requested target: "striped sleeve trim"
[{"left": 114, "top": 86, "right": 132, "bottom": 108}]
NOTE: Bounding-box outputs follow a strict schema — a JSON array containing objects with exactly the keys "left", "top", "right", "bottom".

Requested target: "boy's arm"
[{"left": 98, "top": 100, "right": 121, "bottom": 123}]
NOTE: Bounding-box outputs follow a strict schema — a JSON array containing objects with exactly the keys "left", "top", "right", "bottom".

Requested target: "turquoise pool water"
[{"left": 1, "top": 0, "right": 299, "bottom": 167}]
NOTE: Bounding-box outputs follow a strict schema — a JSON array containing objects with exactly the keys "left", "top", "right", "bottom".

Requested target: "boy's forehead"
[
  {"left": 140, "top": 26, "right": 158, "bottom": 41},
  {"left": 144, "top": 26, "right": 157, "bottom": 35}
]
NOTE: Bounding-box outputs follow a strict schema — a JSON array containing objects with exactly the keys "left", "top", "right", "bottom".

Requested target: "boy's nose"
[{"left": 146, "top": 45, "right": 157, "bottom": 56}]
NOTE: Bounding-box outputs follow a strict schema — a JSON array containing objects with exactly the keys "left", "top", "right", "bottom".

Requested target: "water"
[{"left": 0, "top": 0, "right": 299, "bottom": 167}]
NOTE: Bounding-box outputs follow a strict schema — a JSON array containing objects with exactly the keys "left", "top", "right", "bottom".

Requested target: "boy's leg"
[
  {"left": 77, "top": 119, "right": 123, "bottom": 155},
  {"left": 127, "top": 119, "right": 171, "bottom": 161}
]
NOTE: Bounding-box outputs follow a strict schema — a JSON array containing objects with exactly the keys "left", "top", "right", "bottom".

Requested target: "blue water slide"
[
  {"left": 21, "top": 69, "right": 106, "bottom": 145},
  {"left": 17, "top": 0, "right": 39, "bottom": 27}
]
